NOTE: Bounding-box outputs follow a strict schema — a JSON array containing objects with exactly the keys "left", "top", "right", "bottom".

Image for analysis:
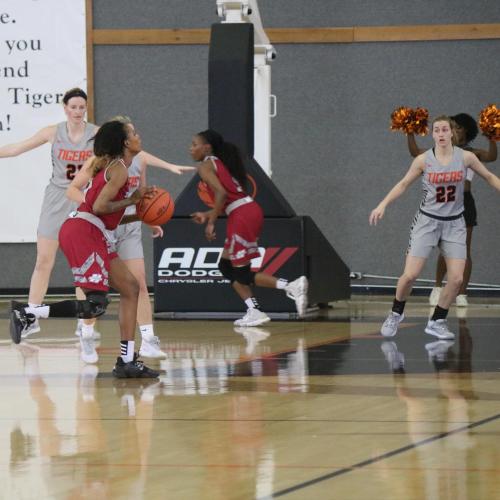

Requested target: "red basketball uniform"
[
  {"left": 59, "top": 162, "right": 129, "bottom": 291},
  {"left": 208, "top": 156, "right": 263, "bottom": 266}
]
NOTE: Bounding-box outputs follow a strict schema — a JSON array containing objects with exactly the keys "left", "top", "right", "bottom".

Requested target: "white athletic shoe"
[
  {"left": 429, "top": 287, "right": 442, "bottom": 307},
  {"left": 79, "top": 332, "right": 98, "bottom": 364},
  {"left": 74, "top": 319, "right": 101, "bottom": 339},
  {"left": 285, "top": 276, "right": 309, "bottom": 317},
  {"left": 380, "top": 341, "right": 405, "bottom": 372},
  {"left": 456, "top": 294, "right": 468, "bottom": 307},
  {"left": 139, "top": 335, "right": 167, "bottom": 359},
  {"left": 21, "top": 318, "right": 41, "bottom": 339},
  {"left": 425, "top": 340, "right": 455, "bottom": 362},
  {"left": 380, "top": 311, "right": 404, "bottom": 337},
  {"left": 425, "top": 319, "right": 455, "bottom": 340},
  {"left": 234, "top": 308, "right": 271, "bottom": 327}
]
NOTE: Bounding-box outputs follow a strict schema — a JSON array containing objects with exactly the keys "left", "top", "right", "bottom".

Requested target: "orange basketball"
[
  {"left": 136, "top": 188, "right": 175, "bottom": 225},
  {"left": 197, "top": 181, "right": 215, "bottom": 208},
  {"left": 197, "top": 175, "right": 257, "bottom": 208}
]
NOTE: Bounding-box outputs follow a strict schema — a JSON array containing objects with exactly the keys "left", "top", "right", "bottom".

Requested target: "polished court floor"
[{"left": 1, "top": 297, "right": 500, "bottom": 499}]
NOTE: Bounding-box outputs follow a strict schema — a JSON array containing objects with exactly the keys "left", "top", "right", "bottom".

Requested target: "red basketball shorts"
[
  {"left": 224, "top": 201, "right": 263, "bottom": 266},
  {"left": 59, "top": 218, "right": 118, "bottom": 291}
]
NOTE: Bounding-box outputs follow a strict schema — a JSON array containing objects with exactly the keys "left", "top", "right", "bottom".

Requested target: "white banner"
[{"left": 0, "top": 0, "right": 87, "bottom": 242}]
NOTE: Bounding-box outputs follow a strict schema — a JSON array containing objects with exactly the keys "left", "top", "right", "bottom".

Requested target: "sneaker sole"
[
  {"left": 81, "top": 354, "right": 98, "bottom": 364},
  {"left": 75, "top": 330, "right": 102, "bottom": 339},
  {"left": 424, "top": 327, "right": 455, "bottom": 340},
  {"left": 21, "top": 326, "right": 41, "bottom": 338},
  {"left": 235, "top": 317, "right": 271, "bottom": 327},
  {"left": 380, "top": 329, "right": 398, "bottom": 338},
  {"left": 9, "top": 311, "right": 22, "bottom": 344},
  {"left": 296, "top": 277, "right": 309, "bottom": 317},
  {"left": 139, "top": 350, "right": 167, "bottom": 359}
]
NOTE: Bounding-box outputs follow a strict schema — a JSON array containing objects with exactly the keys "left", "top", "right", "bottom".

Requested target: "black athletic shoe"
[
  {"left": 112, "top": 354, "right": 159, "bottom": 379},
  {"left": 9, "top": 301, "right": 36, "bottom": 345}
]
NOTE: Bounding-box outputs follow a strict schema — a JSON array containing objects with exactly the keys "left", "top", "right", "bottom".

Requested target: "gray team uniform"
[
  {"left": 114, "top": 154, "right": 144, "bottom": 260},
  {"left": 407, "top": 147, "right": 467, "bottom": 259},
  {"left": 38, "top": 122, "right": 96, "bottom": 239}
]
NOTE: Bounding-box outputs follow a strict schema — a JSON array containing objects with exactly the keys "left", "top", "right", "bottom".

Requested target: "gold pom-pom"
[
  {"left": 390, "top": 106, "right": 429, "bottom": 135},
  {"left": 479, "top": 104, "right": 500, "bottom": 141},
  {"left": 412, "top": 107, "right": 429, "bottom": 136}
]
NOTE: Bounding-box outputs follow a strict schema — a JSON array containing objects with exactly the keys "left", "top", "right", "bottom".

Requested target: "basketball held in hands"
[{"left": 136, "top": 188, "right": 175, "bottom": 225}]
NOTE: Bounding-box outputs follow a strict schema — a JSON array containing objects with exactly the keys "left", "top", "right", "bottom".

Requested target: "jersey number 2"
[
  {"left": 436, "top": 185, "right": 456, "bottom": 203},
  {"left": 66, "top": 164, "right": 83, "bottom": 180}
]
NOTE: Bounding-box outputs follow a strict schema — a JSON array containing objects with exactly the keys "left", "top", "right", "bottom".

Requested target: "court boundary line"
[{"left": 265, "top": 411, "right": 500, "bottom": 498}]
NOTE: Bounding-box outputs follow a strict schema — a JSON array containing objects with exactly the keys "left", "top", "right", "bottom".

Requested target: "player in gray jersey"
[
  {"left": 407, "top": 114, "right": 498, "bottom": 307},
  {"left": 0, "top": 88, "right": 98, "bottom": 338},
  {"left": 67, "top": 119, "right": 194, "bottom": 362},
  {"left": 370, "top": 115, "right": 500, "bottom": 340}
]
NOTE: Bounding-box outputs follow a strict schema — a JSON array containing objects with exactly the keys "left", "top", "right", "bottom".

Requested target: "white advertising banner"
[{"left": 0, "top": 0, "right": 87, "bottom": 242}]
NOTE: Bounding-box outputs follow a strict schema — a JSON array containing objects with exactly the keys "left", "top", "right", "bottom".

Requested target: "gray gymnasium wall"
[{"left": 1, "top": 0, "right": 499, "bottom": 291}]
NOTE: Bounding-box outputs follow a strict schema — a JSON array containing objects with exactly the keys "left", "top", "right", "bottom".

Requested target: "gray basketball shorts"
[
  {"left": 407, "top": 211, "right": 466, "bottom": 259},
  {"left": 38, "top": 183, "right": 78, "bottom": 240},
  {"left": 114, "top": 221, "right": 144, "bottom": 260}
]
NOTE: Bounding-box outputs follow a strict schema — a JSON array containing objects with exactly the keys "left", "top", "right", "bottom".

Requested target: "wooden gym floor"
[{"left": 1, "top": 296, "right": 499, "bottom": 499}]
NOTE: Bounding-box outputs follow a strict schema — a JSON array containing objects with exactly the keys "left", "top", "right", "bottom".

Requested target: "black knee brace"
[
  {"left": 218, "top": 258, "right": 235, "bottom": 282},
  {"left": 76, "top": 291, "right": 109, "bottom": 319},
  {"left": 232, "top": 265, "right": 255, "bottom": 286}
]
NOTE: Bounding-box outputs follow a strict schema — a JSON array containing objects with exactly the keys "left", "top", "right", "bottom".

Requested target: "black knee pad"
[
  {"left": 218, "top": 258, "right": 235, "bottom": 282},
  {"left": 233, "top": 265, "right": 255, "bottom": 286},
  {"left": 77, "top": 291, "right": 109, "bottom": 318}
]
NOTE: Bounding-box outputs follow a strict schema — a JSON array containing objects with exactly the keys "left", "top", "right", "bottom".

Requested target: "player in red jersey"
[
  {"left": 10, "top": 120, "right": 159, "bottom": 378},
  {"left": 190, "top": 129, "right": 308, "bottom": 326}
]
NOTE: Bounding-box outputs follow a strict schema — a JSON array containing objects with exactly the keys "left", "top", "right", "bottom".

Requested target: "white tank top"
[
  {"left": 124, "top": 154, "right": 142, "bottom": 215},
  {"left": 420, "top": 147, "right": 466, "bottom": 218},
  {"left": 50, "top": 122, "right": 96, "bottom": 188}
]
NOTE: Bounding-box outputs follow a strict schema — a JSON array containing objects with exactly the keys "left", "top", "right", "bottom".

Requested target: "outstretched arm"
[
  {"left": 466, "top": 150, "right": 500, "bottom": 192},
  {"left": 369, "top": 156, "right": 425, "bottom": 225},
  {"left": 0, "top": 125, "right": 56, "bottom": 158},
  {"left": 137, "top": 150, "right": 195, "bottom": 175}
]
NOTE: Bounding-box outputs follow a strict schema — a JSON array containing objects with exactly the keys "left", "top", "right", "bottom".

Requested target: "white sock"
[
  {"left": 25, "top": 305, "right": 49, "bottom": 318},
  {"left": 139, "top": 324, "right": 154, "bottom": 340},
  {"left": 276, "top": 278, "right": 288, "bottom": 290},
  {"left": 120, "top": 340, "right": 135, "bottom": 363},
  {"left": 245, "top": 297, "right": 260, "bottom": 310}
]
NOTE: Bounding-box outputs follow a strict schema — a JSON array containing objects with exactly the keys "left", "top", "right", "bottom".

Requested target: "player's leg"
[
  {"left": 124, "top": 257, "right": 166, "bottom": 359},
  {"left": 429, "top": 255, "right": 446, "bottom": 306},
  {"left": 425, "top": 219, "right": 467, "bottom": 340},
  {"left": 218, "top": 250, "right": 270, "bottom": 327},
  {"left": 381, "top": 255, "right": 427, "bottom": 337},
  {"left": 109, "top": 257, "right": 158, "bottom": 378},
  {"left": 456, "top": 226, "right": 473, "bottom": 305},
  {"left": 22, "top": 236, "right": 59, "bottom": 338}
]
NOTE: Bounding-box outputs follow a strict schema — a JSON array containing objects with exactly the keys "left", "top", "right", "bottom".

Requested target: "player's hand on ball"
[{"left": 132, "top": 185, "right": 157, "bottom": 203}]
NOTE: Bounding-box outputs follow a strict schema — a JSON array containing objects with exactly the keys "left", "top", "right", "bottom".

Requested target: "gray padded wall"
[{"left": 1, "top": 0, "right": 499, "bottom": 291}]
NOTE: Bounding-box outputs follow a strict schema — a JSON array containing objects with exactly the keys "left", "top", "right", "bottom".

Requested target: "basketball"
[
  {"left": 197, "top": 180, "right": 215, "bottom": 207},
  {"left": 197, "top": 175, "right": 258, "bottom": 208},
  {"left": 136, "top": 188, "right": 175, "bottom": 225}
]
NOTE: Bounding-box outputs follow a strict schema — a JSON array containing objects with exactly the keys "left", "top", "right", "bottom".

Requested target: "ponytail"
[{"left": 197, "top": 129, "right": 248, "bottom": 192}]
